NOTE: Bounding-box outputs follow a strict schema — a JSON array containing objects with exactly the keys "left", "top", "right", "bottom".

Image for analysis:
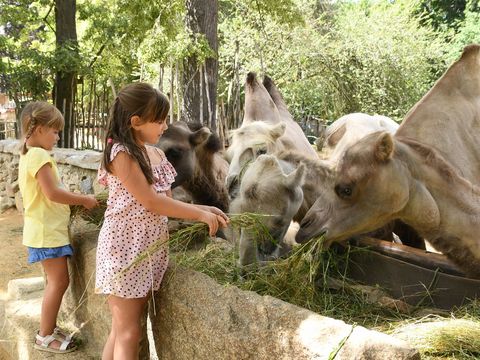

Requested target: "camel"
[
  {"left": 225, "top": 73, "right": 317, "bottom": 197},
  {"left": 295, "top": 44, "right": 480, "bottom": 278},
  {"left": 156, "top": 121, "right": 229, "bottom": 212}
]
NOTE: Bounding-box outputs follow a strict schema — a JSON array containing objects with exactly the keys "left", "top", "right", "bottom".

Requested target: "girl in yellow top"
[{"left": 18, "top": 101, "right": 98, "bottom": 354}]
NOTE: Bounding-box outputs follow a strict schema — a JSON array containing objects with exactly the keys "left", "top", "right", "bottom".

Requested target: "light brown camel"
[{"left": 295, "top": 45, "right": 480, "bottom": 278}]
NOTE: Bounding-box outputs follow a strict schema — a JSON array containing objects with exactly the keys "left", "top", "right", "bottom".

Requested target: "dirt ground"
[{"left": 0, "top": 209, "right": 42, "bottom": 299}]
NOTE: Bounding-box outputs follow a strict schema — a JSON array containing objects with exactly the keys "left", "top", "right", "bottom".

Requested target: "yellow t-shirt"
[{"left": 18, "top": 147, "right": 71, "bottom": 248}]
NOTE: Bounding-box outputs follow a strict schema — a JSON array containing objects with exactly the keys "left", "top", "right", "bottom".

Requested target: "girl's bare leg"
[
  {"left": 108, "top": 295, "right": 148, "bottom": 360},
  {"left": 102, "top": 309, "right": 116, "bottom": 360},
  {"left": 37, "top": 256, "right": 71, "bottom": 349}
]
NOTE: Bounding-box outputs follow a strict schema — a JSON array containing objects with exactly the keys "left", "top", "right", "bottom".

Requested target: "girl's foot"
[
  {"left": 34, "top": 332, "right": 77, "bottom": 354},
  {"left": 54, "top": 326, "right": 74, "bottom": 341}
]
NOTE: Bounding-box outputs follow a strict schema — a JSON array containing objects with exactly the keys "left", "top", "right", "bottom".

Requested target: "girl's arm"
[
  {"left": 112, "top": 152, "right": 227, "bottom": 236},
  {"left": 37, "top": 164, "right": 98, "bottom": 209}
]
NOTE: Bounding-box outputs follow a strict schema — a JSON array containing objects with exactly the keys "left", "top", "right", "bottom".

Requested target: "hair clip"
[{"left": 107, "top": 138, "right": 113, "bottom": 144}]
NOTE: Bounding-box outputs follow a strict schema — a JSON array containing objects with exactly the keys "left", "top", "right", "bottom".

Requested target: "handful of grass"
[{"left": 70, "top": 192, "right": 108, "bottom": 226}]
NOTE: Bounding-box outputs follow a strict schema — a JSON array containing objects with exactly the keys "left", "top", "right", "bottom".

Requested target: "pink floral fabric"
[{"left": 95, "top": 143, "right": 177, "bottom": 298}]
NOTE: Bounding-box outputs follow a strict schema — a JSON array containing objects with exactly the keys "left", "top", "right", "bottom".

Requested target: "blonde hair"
[{"left": 20, "top": 101, "right": 64, "bottom": 154}]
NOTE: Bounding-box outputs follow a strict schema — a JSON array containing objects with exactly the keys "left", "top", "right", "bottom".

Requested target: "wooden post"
[
  {"left": 158, "top": 64, "right": 164, "bottom": 92},
  {"left": 199, "top": 65, "right": 204, "bottom": 125},
  {"left": 169, "top": 65, "right": 174, "bottom": 124},
  {"left": 204, "top": 63, "right": 213, "bottom": 129},
  {"left": 176, "top": 61, "right": 181, "bottom": 123}
]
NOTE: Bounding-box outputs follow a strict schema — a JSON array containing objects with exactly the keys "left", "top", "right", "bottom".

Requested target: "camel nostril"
[{"left": 301, "top": 217, "right": 313, "bottom": 228}]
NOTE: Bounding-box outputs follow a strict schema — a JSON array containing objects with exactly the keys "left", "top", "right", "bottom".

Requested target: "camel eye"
[
  {"left": 256, "top": 148, "right": 267, "bottom": 156},
  {"left": 165, "top": 148, "right": 182, "bottom": 161},
  {"left": 335, "top": 184, "right": 353, "bottom": 199}
]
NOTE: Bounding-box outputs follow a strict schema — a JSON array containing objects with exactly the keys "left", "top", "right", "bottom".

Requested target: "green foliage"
[
  {"left": 322, "top": 0, "right": 447, "bottom": 120},
  {"left": 416, "top": 0, "right": 469, "bottom": 32},
  {"left": 0, "top": 0, "right": 54, "bottom": 99},
  {"left": 2, "top": 0, "right": 477, "bottom": 127},
  {"left": 218, "top": 0, "right": 447, "bottom": 123},
  {"left": 52, "top": 40, "right": 82, "bottom": 73},
  {"left": 446, "top": 0, "right": 480, "bottom": 62}
]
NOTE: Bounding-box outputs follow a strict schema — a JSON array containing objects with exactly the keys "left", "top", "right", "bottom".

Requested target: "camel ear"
[
  {"left": 327, "top": 123, "right": 346, "bottom": 147},
  {"left": 244, "top": 183, "right": 258, "bottom": 200},
  {"left": 190, "top": 127, "right": 210, "bottom": 146},
  {"left": 374, "top": 132, "right": 394, "bottom": 162},
  {"left": 284, "top": 163, "right": 306, "bottom": 189},
  {"left": 270, "top": 122, "right": 286, "bottom": 140},
  {"left": 258, "top": 154, "right": 279, "bottom": 168}
]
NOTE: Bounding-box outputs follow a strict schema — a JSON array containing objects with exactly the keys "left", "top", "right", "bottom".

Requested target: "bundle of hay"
[{"left": 70, "top": 192, "right": 109, "bottom": 226}]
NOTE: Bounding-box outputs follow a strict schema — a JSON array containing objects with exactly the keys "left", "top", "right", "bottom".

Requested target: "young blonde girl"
[
  {"left": 18, "top": 101, "right": 98, "bottom": 354},
  {"left": 96, "top": 82, "right": 228, "bottom": 360}
]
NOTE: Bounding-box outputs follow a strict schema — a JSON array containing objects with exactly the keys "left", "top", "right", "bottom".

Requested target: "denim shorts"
[{"left": 27, "top": 244, "right": 74, "bottom": 264}]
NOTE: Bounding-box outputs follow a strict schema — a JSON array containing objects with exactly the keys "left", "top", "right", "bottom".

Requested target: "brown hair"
[
  {"left": 20, "top": 101, "right": 64, "bottom": 154},
  {"left": 102, "top": 82, "right": 170, "bottom": 184}
]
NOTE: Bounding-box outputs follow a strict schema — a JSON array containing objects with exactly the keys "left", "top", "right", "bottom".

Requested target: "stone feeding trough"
[{"left": 336, "top": 237, "right": 480, "bottom": 310}]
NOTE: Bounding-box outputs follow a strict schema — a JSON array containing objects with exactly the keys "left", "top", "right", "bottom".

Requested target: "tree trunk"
[
  {"left": 55, "top": 0, "right": 77, "bottom": 148},
  {"left": 182, "top": 0, "right": 218, "bottom": 131}
]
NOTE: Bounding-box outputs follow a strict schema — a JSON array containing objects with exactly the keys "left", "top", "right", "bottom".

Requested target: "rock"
[
  {"left": 7, "top": 277, "right": 44, "bottom": 300},
  {"left": 1, "top": 279, "right": 97, "bottom": 360},
  {"left": 5, "top": 180, "right": 18, "bottom": 198},
  {"left": 150, "top": 265, "right": 420, "bottom": 360},
  {"left": 0, "top": 196, "right": 15, "bottom": 212},
  {"left": 79, "top": 176, "right": 94, "bottom": 194}
]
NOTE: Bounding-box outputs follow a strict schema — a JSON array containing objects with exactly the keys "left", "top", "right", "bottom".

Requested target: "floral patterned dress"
[{"left": 95, "top": 143, "right": 177, "bottom": 298}]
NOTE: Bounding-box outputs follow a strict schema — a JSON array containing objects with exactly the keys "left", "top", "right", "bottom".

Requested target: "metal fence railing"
[{"left": 0, "top": 121, "right": 17, "bottom": 140}]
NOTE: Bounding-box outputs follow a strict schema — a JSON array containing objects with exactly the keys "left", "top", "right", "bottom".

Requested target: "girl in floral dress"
[{"left": 96, "top": 82, "right": 228, "bottom": 360}]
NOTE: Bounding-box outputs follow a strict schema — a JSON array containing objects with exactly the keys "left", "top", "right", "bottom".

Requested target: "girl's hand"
[
  {"left": 206, "top": 206, "right": 230, "bottom": 224},
  {"left": 82, "top": 195, "right": 98, "bottom": 209},
  {"left": 198, "top": 211, "right": 228, "bottom": 237},
  {"left": 196, "top": 205, "right": 229, "bottom": 224}
]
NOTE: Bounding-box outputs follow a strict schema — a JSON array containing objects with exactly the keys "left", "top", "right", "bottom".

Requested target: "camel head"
[
  {"left": 230, "top": 154, "right": 305, "bottom": 266},
  {"left": 155, "top": 121, "right": 210, "bottom": 188},
  {"left": 225, "top": 121, "right": 286, "bottom": 198},
  {"left": 296, "top": 131, "right": 411, "bottom": 246}
]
